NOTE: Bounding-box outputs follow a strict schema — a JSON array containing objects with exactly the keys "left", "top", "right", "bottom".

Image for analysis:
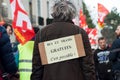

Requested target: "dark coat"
[
  {"left": 31, "top": 21, "right": 96, "bottom": 80},
  {"left": 0, "top": 26, "right": 17, "bottom": 79},
  {"left": 109, "top": 38, "right": 120, "bottom": 71}
]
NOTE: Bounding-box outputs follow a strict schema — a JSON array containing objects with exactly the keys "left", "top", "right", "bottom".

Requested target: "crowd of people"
[{"left": 0, "top": 1, "right": 120, "bottom": 80}]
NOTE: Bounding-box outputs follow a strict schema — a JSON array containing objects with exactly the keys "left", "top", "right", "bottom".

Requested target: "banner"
[
  {"left": 98, "top": 3, "right": 109, "bottom": 29},
  {"left": 10, "top": 0, "right": 35, "bottom": 44}
]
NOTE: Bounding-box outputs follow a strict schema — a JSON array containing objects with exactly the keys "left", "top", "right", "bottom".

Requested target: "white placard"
[{"left": 44, "top": 35, "right": 79, "bottom": 64}]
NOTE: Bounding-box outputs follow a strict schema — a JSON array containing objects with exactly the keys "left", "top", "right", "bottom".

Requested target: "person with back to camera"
[
  {"left": 0, "top": 26, "right": 17, "bottom": 80},
  {"left": 31, "top": 1, "right": 96, "bottom": 80}
]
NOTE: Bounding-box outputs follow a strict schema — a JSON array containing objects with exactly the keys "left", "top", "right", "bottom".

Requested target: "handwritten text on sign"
[{"left": 39, "top": 34, "right": 85, "bottom": 65}]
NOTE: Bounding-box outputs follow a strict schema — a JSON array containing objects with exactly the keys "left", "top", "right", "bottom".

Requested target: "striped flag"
[{"left": 10, "top": 0, "right": 35, "bottom": 44}]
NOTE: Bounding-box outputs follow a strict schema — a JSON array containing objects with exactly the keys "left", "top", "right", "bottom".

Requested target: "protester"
[
  {"left": 0, "top": 26, "right": 17, "bottom": 80},
  {"left": 94, "top": 37, "right": 113, "bottom": 80},
  {"left": 109, "top": 25, "right": 120, "bottom": 80},
  {"left": 3, "top": 23, "right": 13, "bottom": 36},
  {"left": 2, "top": 23, "right": 19, "bottom": 66},
  {"left": 31, "top": 1, "right": 96, "bottom": 80},
  {"left": 18, "top": 27, "right": 39, "bottom": 80}
]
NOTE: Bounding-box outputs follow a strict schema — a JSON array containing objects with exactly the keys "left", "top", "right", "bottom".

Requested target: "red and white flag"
[
  {"left": 10, "top": 0, "right": 35, "bottom": 44},
  {"left": 79, "top": 9, "right": 98, "bottom": 46},
  {"left": 98, "top": 3, "right": 109, "bottom": 29},
  {"left": 88, "top": 28, "right": 98, "bottom": 45}
]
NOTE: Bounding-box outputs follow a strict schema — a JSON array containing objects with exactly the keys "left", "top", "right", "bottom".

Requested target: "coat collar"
[{"left": 52, "top": 19, "right": 74, "bottom": 24}]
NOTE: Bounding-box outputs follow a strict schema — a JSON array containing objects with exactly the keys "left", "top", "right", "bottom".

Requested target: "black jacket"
[{"left": 94, "top": 47, "right": 112, "bottom": 74}]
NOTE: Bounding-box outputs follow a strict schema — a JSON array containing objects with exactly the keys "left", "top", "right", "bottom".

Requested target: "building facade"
[{"left": 0, "top": 0, "right": 83, "bottom": 26}]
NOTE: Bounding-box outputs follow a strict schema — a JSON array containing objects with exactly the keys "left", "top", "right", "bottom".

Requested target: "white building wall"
[
  {"left": 32, "top": 0, "right": 48, "bottom": 26},
  {"left": 41, "top": 0, "right": 47, "bottom": 25},
  {"left": 1, "top": 0, "right": 11, "bottom": 20},
  {"left": 32, "top": 0, "right": 38, "bottom": 25}
]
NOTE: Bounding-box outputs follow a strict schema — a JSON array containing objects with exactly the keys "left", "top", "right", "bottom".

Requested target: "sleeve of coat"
[
  {"left": 80, "top": 29, "right": 96, "bottom": 80},
  {"left": 31, "top": 31, "right": 44, "bottom": 80},
  {"left": 93, "top": 50, "right": 98, "bottom": 72}
]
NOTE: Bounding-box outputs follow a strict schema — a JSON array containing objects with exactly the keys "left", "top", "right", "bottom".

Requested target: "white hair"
[{"left": 51, "top": 1, "right": 77, "bottom": 21}]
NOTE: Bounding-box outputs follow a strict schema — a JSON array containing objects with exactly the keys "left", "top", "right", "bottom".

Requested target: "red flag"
[
  {"left": 98, "top": 3, "right": 109, "bottom": 29},
  {"left": 79, "top": 9, "right": 87, "bottom": 29},
  {"left": 10, "top": 0, "right": 35, "bottom": 44},
  {"left": 79, "top": 9, "right": 97, "bottom": 46},
  {"left": 88, "top": 28, "right": 98, "bottom": 45}
]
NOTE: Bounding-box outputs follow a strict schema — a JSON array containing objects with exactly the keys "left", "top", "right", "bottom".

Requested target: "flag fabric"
[
  {"left": 98, "top": 3, "right": 109, "bottom": 29},
  {"left": 88, "top": 28, "right": 98, "bottom": 45},
  {"left": 84, "top": 27, "right": 98, "bottom": 46},
  {"left": 79, "top": 9, "right": 87, "bottom": 29},
  {"left": 79, "top": 9, "right": 97, "bottom": 46},
  {"left": 10, "top": 0, "right": 35, "bottom": 44}
]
